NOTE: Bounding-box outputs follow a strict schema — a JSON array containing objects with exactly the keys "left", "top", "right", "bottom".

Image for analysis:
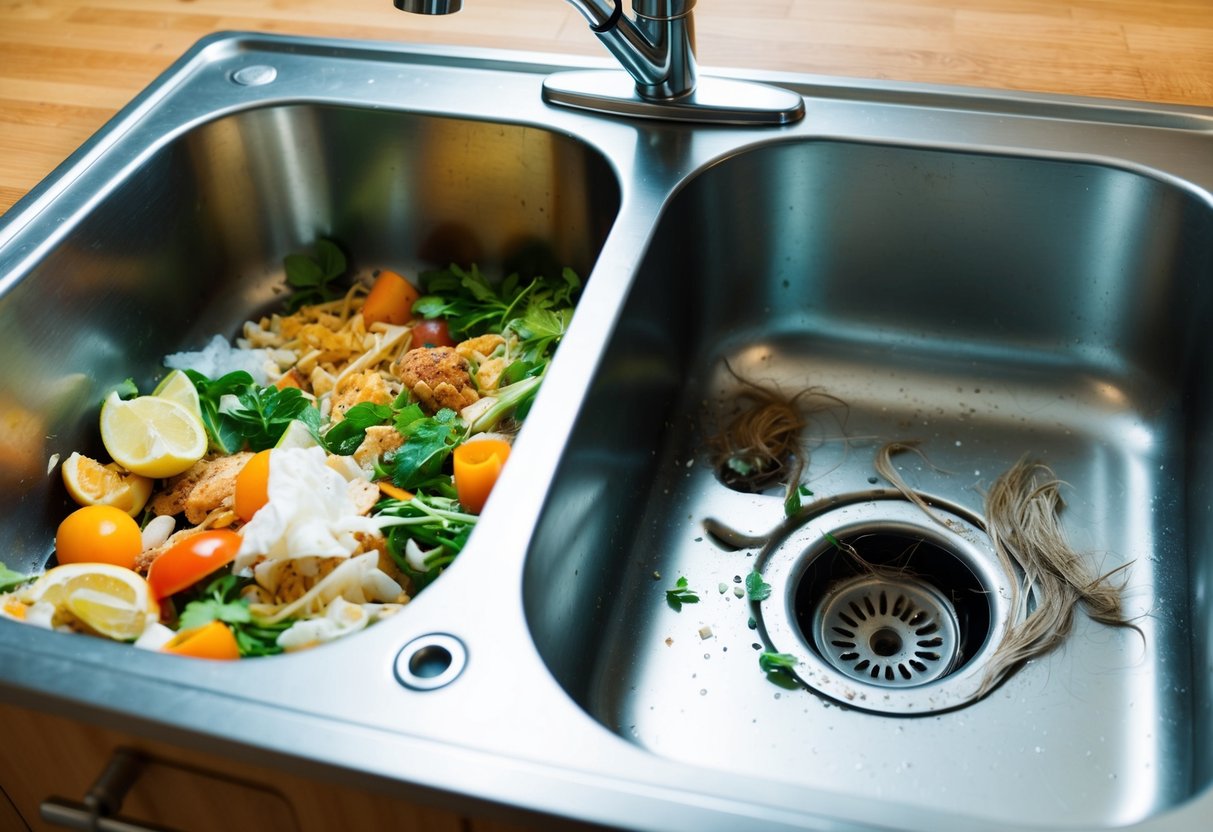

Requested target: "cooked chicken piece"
[
  {"left": 150, "top": 452, "right": 253, "bottom": 525},
  {"left": 310, "top": 365, "right": 337, "bottom": 398},
  {"left": 353, "top": 425, "right": 405, "bottom": 472},
  {"left": 347, "top": 478, "right": 380, "bottom": 516},
  {"left": 456, "top": 333, "right": 506, "bottom": 363},
  {"left": 330, "top": 370, "right": 394, "bottom": 423},
  {"left": 391, "top": 346, "right": 479, "bottom": 414}
]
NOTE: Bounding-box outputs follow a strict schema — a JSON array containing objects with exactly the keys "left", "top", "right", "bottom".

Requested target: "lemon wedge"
[
  {"left": 24, "top": 562, "right": 156, "bottom": 641},
  {"left": 61, "top": 451, "right": 153, "bottom": 515},
  {"left": 152, "top": 369, "right": 203, "bottom": 420},
  {"left": 99, "top": 392, "right": 207, "bottom": 479}
]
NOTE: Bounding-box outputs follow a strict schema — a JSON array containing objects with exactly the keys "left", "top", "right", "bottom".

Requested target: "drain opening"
[{"left": 796, "top": 531, "right": 991, "bottom": 689}]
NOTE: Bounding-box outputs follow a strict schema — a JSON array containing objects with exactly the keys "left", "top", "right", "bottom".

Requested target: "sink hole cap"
[
  {"left": 230, "top": 65, "right": 278, "bottom": 87},
  {"left": 395, "top": 633, "right": 467, "bottom": 691}
]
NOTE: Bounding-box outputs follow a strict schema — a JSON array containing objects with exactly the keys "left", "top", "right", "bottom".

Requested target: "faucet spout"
[{"left": 394, "top": 0, "right": 804, "bottom": 125}]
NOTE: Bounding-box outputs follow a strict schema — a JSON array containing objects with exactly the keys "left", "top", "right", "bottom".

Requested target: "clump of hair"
[
  {"left": 707, "top": 360, "right": 844, "bottom": 506},
  {"left": 976, "top": 458, "right": 1140, "bottom": 697}
]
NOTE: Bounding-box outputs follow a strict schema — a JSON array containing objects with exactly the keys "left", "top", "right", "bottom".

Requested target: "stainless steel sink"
[{"left": 1, "top": 32, "right": 1211, "bottom": 832}]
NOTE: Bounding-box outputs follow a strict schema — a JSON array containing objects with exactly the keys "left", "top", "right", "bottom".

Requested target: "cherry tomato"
[
  {"left": 146, "top": 529, "right": 242, "bottom": 600},
  {"left": 234, "top": 449, "right": 271, "bottom": 523},
  {"left": 163, "top": 620, "right": 240, "bottom": 660},
  {"left": 55, "top": 505, "right": 142, "bottom": 569},
  {"left": 410, "top": 319, "right": 455, "bottom": 349}
]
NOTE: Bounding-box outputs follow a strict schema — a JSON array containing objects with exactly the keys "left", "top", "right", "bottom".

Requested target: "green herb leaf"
[
  {"left": 745, "top": 570, "right": 772, "bottom": 601},
  {"left": 0, "top": 562, "right": 31, "bottom": 593},
  {"left": 176, "top": 574, "right": 292, "bottom": 657},
  {"left": 758, "top": 651, "right": 798, "bottom": 673},
  {"left": 388, "top": 408, "right": 464, "bottom": 490},
  {"left": 665, "top": 576, "right": 700, "bottom": 612},
  {"left": 783, "top": 483, "right": 812, "bottom": 517},
  {"left": 321, "top": 401, "right": 396, "bottom": 456},
  {"left": 112, "top": 378, "right": 139, "bottom": 401},
  {"left": 416, "top": 263, "right": 581, "bottom": 363},
  {"left": 284, "top": 239, "right": 348, "bottom": 311},
  {"left": 759, "top": 651, "right": 801, "bottom": 689},
  {"left": 186, "top": 370, "right": 321, "bottom": 453},
  {"left": 381, "top": 492, "right": 477, "bottom": 591}
]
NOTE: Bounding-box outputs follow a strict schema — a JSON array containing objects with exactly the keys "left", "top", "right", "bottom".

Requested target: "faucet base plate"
[{"left": 542, "top": 70, "right": 805, "bottom": 125}]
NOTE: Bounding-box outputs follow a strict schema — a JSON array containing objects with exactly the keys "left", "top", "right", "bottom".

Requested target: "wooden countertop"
[{"left": 1, "top": 0, "right": 1210, "bottom": 218}]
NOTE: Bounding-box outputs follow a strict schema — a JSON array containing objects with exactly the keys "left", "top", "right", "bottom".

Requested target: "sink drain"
[
  {"left": 813, "top": 572, "right": 959, "bottom": 687},
  {"left": 755, "top": 495, "right": 1014, "bottom": 715}
]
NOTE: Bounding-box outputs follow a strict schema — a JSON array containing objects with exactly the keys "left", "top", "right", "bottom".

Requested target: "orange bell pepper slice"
[
  {"left": 362, "top": 270, "right": 421, "bottom": 326},
  {"left": 453, "top": 439, "right": 511, "bottom": 515},
  {"left": 163, "top": 620, "right": 241, "bottom": 660}
]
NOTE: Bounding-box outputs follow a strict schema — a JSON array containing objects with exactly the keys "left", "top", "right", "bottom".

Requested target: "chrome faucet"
[{"left": 393, "top": 0, "right": 804, "bottom": 125}]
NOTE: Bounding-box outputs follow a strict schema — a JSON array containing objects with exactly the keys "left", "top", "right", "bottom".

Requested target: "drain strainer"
[
  {"left": 754, "top": 494, "right": 1015, "bottom": 715},
  {"left": 812, "top": 573, "right": 960, "bottom": 687}
]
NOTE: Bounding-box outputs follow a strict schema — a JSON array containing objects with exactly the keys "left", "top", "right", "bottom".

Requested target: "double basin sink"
[{"left": 0, "top": 33, "right": 1210, "bottom": 832}]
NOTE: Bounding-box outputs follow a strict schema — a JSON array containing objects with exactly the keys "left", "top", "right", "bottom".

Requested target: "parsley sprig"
[
  {"left": 413, "top": 264, "right": 581, "bottom": 363},
  {"left": 665, "top": 576, "right": 700, "bottom": 612}
]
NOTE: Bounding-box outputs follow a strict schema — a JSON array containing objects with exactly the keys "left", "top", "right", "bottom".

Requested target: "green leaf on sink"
[
  {"left": 665, "top": 576, "right": 700, "bottom": 612},
  {"left": 745, "top": 570, "right": 772, "bottom": 601},
  {"left": 759, "top": 651, "right": 801, "bottom": 689},
  {"left": 783, "top": 483, "right": 812, "bottom": 517}
]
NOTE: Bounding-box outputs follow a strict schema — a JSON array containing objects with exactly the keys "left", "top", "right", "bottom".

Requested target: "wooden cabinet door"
[{"left": 0, "top": 701, "right": 564, "bottom": 832}]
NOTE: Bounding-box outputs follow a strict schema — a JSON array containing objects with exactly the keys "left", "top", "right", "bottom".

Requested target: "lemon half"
[
  {"left": 25, "top": 562, "right": 156, "bottom": 641},
  {"left": 99, "top": 392, "right": 207, "bottom": 479},
  {"left": 61, "top": 451, "right": 153, "bottom": 515}
]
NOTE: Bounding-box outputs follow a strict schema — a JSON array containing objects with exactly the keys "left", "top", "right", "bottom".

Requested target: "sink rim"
[{"left": 0, "top": 30, "right": 1211, "bottom": 832}]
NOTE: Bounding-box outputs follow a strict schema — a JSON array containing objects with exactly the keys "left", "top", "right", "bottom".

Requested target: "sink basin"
[
  {"left": 524, "top": 138, "right": 1213, "bottom": 827},
  {"left": 1, "top": 32, "right": 1211, "bottom": 832},
  {"left": 0, "top": 102, "right": 618, "bottom": 569}
]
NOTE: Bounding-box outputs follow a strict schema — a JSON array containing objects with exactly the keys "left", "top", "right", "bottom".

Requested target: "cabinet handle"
[{"left": 40, "top": 748, "right": 175, "bottom": 832}]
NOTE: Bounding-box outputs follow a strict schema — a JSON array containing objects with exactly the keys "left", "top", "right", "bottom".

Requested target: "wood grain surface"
[{"left": 0, "top": 0, "right": 1211, "bottom": 216}]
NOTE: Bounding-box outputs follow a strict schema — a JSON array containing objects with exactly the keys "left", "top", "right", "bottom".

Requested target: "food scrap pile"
[{"left": 0, "top": 243, "right": 580, "bottom": 659}]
